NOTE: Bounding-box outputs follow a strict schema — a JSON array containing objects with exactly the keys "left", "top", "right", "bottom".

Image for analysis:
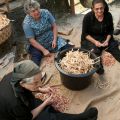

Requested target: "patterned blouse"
[{"left": 23, "top": 9, "right": 66, "bottom": 52}]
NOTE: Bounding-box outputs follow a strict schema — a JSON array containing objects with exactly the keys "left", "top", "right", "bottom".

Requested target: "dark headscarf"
[{"left": 10, "top": 60, "right": 40, "bottom": 98}]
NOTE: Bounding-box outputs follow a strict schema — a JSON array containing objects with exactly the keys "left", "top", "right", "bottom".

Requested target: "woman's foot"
[
  {"left": 96, "top": 67, "right": 104, "bottom": 75},
  {"left": 84, "top": 107, "right": 98, "bottom": 119},
  {"left": 114, "top": 29, "right": 120, "bottom": 35}
]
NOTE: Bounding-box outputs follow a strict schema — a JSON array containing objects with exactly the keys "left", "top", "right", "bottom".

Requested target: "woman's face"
[
  {"left": 93, "top": 3, "right": 105, "bottom": 16},
  {"left": 29, "top": 8, "right": 40, "bottom": 20},
  {"left": 20, "top": 73, "right": 42, "bottom": 91}
]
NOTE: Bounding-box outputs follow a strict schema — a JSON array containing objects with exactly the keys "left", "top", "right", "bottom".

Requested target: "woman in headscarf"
[
  {"left": 0, "top": 60, "right": 98, "bottom": 120},
  {"left": 23, "top": 0, "right": 74, "bottom": 66},
  {"left": 81, "top": 0, "right": 120, "bottom": 75}
]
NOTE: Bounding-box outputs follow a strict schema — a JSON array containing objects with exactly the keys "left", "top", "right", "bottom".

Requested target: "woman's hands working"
[
  {"left": 95, "top": 40, "right": 109, "bottom": 47},
  {"left": 38, "top": 86, "right": 53, "bottom": 94},
  {"left": 52, "top": 39, "right": 57, "bottom": 48},
  {"left": 31, "top": 87, "right": 54, "bottom": 119},
  {"left": 86, "top": 35, "right": 110, "bottom": 48},
  {"left": 29, "top": 38, "right": 51, "bottom": 57},
  {"left": 39, "top": 87, "right": 54, "bottom": 105}
]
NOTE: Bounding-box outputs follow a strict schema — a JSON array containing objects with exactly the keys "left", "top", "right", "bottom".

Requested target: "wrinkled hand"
[
  {"left": 38, "top": 87, "right": 53, "bottom": 94},
  {"left": 44, "top": 94, "right": 53, "bottom": 105},
  {"left": 43, "top": 49, "right": 51, "bottom": 57},
  {"left": 95, "top": 41, "right": 102, "bottom": 47},
  {"left": 101, "top": 40, "right": 109, "bottom": 47},
  {"left": 52, "top": 40, "right": 57, "bottom": 48}
]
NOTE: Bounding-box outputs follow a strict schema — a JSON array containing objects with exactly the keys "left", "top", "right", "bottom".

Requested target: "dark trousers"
[
  {"left": 28, "top": 45, "right": 43, "bottom": 66},
  {"left": 28, "top": 44, "right": 74, "bottom": 66},
  {"left": 92, "top": 40, "right": 120, "bottom": 63}
]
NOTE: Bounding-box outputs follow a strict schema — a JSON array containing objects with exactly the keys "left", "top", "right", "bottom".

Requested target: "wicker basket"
[
  {"left": 0, "top": 21, "right": 12, "bottom": 45},
  {"left": 0, "top": 0, "right": 13, "bottom": 5}
]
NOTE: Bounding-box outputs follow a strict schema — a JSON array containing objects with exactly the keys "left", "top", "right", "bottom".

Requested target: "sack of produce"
[{"left": 0, "top": 14, "right": 11, "bottom": 45}]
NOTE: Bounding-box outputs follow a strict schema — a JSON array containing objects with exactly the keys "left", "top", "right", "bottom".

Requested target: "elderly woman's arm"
[
  {"left": 23, "top": 23, "right": 50, "bottom": 56},
  {"left": 31, "top": 94, "right": 53, "bottom": 120},
  {"left": 38, "top": 86, "right": 53, "bottom": 94},
  {"left": 102, "top": 13, "right": 114, "bottom": 47},
  {"left": 86, "top": 35, "right": 102, "bottom": 47},
  {"left": 52, "top": 23, "right": 58, "bottom": 48},
  {"left": 102, "top": 35, "right": 111, "bottom": 47},
  {"left": 29, "top": 38, "right": 50, "bottom": 56}
]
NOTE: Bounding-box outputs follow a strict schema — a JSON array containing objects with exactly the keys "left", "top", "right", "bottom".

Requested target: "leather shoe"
[
  {"left": 114, "top": 29, "right": 120, "bottom": 35},
  {"left": 96, "top": 67, "right": 104, "bottom": 75}
]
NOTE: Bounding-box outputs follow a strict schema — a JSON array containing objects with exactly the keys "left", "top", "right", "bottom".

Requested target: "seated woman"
[
  {"left": 0, "top": 60, "right": 98, "bottom": 120},
  {"left": 81, "top": 0, "right": 120, "bottom": 74},
  {"left": 23, "top": 0, "right": 73, "bottom": 66}
]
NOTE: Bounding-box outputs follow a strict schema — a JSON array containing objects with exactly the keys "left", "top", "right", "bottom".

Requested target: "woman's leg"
[
  {"left": 107, "top": 46, "right": 120, "bottom": 63},
  {"left": 59, "top": 43, "right": 74, "bottom": 51},
  {"left": 106, "top": 40, "right": 120, "bottom": 63},
  {"left": 28, "top": 45, "right": 43, "bottom": 66},
  {"left": 92, "top": 46, "right": 104, "bottom": 75}
]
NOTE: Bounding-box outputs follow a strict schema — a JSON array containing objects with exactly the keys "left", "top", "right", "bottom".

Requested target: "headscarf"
[{"left": 10, "top": 60, "right": 40, "bottom": 98}]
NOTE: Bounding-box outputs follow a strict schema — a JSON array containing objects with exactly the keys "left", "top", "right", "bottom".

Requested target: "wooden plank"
[
  {"left": 5, "top": 0, "right": 10, "bottom": 12},
  {"left": 70, "top": 0, "right": 75, "bottom": 15}
]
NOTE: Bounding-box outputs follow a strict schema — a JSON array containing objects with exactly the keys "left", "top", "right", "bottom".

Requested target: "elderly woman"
[
  {"left": 23, "top": 0, "right": 73, "bottom": 65},
  {"left": 0, "top": 60, "right": 98, "bottom": 120},
  {"left": 81, "top": 0, "right": 120, "bottom": 75}
]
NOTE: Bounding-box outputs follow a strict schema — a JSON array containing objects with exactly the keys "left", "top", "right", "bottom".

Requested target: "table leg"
[{"left": 70, "top": 0, "right": 75, "bottom": 15}]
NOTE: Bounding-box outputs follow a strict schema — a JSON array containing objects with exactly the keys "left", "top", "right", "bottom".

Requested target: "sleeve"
[
  {"left": 23, "top": 23, "right": 35, "bottom": 39},
  {"left": 47, "top": 10, "right": 55, "bottom": 25},
  {"left": 82, "top": 13, "right": 91, "bottom": 37},
  {"left": 11, "top": 103, "right": 33, "bottom": 120},
  {"left": 107, "top": 13, "right": 114, "bottom": 35}
]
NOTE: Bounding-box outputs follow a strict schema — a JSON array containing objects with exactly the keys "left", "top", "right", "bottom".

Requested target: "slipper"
[
  {"left": 68, "top": 42, "right": 75, "bottom": 49},
  {"left": 68, "top": 41, "right": 74, "bottom": 46}
]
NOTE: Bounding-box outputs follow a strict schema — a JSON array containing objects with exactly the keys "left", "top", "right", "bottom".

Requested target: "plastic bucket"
[{"left": 55, "top": 48, "right": 100, "bottom": 90}]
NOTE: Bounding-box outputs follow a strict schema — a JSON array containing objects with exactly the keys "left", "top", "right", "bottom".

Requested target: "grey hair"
[
  {"left": 22, "top": 76, "right": 34, "bottom": 83},
  {"left": 24, "top": 0, "right": 40, "bottom": 14}
]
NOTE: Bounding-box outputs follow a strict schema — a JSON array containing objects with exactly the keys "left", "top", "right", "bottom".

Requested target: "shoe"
[
  {"left": 96, "top": 67, "right": 104, "bottom": 75},
  {"left": 64, "top": 39, "right": 70, "bottom": 43},
  {"left": 114, "top": 29, "right": 120, "bottom": 35},
  {"left": 84, "top": 107, "right": 98, "bottom": 118}
]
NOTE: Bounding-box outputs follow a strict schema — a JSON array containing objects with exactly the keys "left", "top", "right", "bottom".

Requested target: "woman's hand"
[
  {"left": 52, "top": 39, "right": 57, "bottom": 48},
  {"left": 95, "top": 41, "right": 102, "bottom": 47},
  {"left": 31, "top": 94, "right": 53, "bottom": 119},
  {"left": 102, "top": 40, "right": 109, "bottom": 47},
  {"left": 43, "top": 49, "right": 51, "bottom": 57},
  {"left": 44, "top": 94, "right": 53, "bottom": 105},
  {"left": 38, "top": 87, "right": 53, "bottom": 94}
]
